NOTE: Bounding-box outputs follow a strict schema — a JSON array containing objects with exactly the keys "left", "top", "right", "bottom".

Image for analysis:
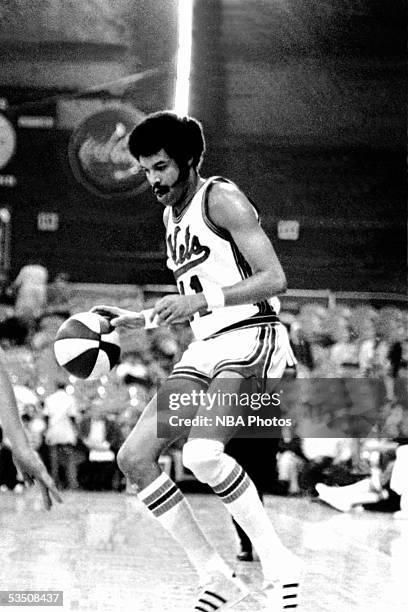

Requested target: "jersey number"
[{"left": 179, "top": 275, "right": 211, "bottom": 318}]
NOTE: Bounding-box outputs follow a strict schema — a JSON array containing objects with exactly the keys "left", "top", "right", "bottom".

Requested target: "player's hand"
[
  {"left": 11, "top": 448, "right": 62, "bottom": 511},
  {"left": 152, "top": 293, "right": 206, "bottom": 325},
  {"left": 90, "top": 305, "right": 145, "bottom": 329}
]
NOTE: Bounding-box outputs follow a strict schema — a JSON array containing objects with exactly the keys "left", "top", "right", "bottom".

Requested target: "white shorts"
[{"left": 169, "top": 323, "right": 296, "bottom": 385}]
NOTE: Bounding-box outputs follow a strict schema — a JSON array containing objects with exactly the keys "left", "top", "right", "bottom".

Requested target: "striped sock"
[
  {"left": 139, "top": 472, "right": 230, "bottom": 583},
  {"left": 212, "top": 458, "right": 294, "bottom": 582}
]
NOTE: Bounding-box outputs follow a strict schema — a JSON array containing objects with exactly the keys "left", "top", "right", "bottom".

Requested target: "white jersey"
[{"left": 166, "top": 176, "right": 280, "bottom": 340}]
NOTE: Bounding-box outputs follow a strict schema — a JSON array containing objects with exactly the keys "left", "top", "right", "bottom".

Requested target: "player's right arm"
[
  {"left": 0, "top": 349, "right": 62, "bottom": 510},
  {"left": 90, "top": 305, "right": 159, "bottom": 329}
]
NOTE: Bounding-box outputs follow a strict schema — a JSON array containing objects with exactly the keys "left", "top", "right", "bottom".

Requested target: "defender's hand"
[
  {"left": 152, "top": 293, "right": 206, "bottom": 325},
  {"left": 12, "top": 448, "right": 62, "bottom": 511}
]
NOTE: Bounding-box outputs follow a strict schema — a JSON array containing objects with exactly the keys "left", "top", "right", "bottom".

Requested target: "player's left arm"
[{"left": 209, "top": 181, "right": 287, "bottom": 306}]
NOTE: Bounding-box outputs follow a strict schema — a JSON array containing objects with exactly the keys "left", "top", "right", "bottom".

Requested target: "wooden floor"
[{"left": 0, "top": 489, "right": 406, "bottom": 611}]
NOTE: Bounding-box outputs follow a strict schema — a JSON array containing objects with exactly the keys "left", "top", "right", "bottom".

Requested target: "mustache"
[{"left": 152, "top": 184, "right": 170, "bottom": 196}]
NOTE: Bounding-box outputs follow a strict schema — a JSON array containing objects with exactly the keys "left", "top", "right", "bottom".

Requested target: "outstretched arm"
[{"left": 0, "top": 350, "right": 62, "bottom": 510}]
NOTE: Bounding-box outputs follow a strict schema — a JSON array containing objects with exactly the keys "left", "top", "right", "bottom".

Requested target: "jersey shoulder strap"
[{"left": 201, "top": 176, "right": 261, "bottom": 238}]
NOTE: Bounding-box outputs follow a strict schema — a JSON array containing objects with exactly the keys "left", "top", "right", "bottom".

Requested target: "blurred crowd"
[{"left": 0, "top": 262, "right": 407, "bottom": 519}]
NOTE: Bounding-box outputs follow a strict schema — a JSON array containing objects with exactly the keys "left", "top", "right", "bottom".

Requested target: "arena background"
[
  {"left": 0, "top": 3, "right": 407, "bottom": 612},
  {"left": 0, "top": 0, "right": 405, "bottom": 293}
]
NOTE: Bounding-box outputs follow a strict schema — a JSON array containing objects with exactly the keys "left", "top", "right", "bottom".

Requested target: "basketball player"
[
  {"left": 0, "top": 349, "right": 61, "bottom": 510},
  {"left": 93, "top": 112, "right": 302, "bottom": 610}
]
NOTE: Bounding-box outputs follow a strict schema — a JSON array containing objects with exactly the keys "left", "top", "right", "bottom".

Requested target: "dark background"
[{"left": 0, "top": 0, "right": 405, "bottom": 292}]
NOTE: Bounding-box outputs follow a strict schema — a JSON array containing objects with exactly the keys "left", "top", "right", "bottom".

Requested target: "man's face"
[{"left": 139, "top": 149, "right": 189, "bottom": 207}]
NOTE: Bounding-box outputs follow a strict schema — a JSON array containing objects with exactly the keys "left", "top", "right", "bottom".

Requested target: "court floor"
[{"left": 0, "top": 489, "right": 406, "bottom": 611}]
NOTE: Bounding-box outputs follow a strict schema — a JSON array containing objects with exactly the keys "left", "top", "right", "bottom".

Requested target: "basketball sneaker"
[
  {"left": 260, "top": 561, "right": 304, "bottom": 611},
  {"left": 192, "top": 571, "right": 249, "bottom": 610}
]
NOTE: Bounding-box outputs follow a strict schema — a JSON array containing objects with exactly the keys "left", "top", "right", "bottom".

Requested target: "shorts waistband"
[{"left": 205, "top": 313, "right": 280, "bottom": 340}]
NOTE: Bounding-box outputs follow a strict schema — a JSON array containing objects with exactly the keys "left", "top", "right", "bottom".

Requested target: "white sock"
[
  {"left": 211, "top": 456, "right": 297, "bottom": 582},
  {"left": 138, "top": 472, "right": 230, "bottom": 583}
]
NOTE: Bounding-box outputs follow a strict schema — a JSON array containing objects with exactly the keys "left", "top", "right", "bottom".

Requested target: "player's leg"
[
  {"left": 228, "top": 436, "right": 273, "bottom": 561},
  {"left": 117, "top": 375, "right": 212, "bottom": 488},
  {"left": 183, "top": 372, "right": 298, "bottom": 578},
  {"left": 182, "top": 325, "right": 303, "bottom": 607},
  {"left": 116, "top": 377, "right": 233, "bottom": 585}
]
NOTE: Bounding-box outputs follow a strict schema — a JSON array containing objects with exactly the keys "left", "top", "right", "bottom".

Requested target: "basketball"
[{"left": 54, "top": 312, "right": 121, "bottom": 380}]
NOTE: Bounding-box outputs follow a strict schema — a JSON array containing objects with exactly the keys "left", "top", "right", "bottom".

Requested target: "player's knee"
[
  {"left": 117, "top": 443, "right": 147, "bottom": 482},
  {"left": 182, "top": 439, "right": 224, "bottom": 483},
  {"left": 117, "top": 443, "right": 133, "bottom": 475}
]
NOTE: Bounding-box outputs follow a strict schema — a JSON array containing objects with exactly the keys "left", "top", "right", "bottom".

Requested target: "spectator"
[
  {"left": 0, "top": 316, "right": 29, "bottom": 348},
  {"left": 47, "top": 272, "right": 72, "bottom": 317},
  {"left": 298, "top": 435, "right": 356, "bottom": 495},
  {"left": 327, "top": 312, "right": 359, "bottom": 377},
  {"left": 78, "top": 408, "right": 120, "bottom": 491},
  {"left": 0, "top": 268, "right": 13, "bottom": 305},
  {"left": 316, "top": 473, "right": 393, "bottom": 513},
  {"left": 315, "top": 439, "right": 396, "bottom": 512},
  {"left": 12, "top": 260, "right": 48, "bottom": 329},
  {"left": 116, "top": 352, "right": 152, "bottom": 387},
  {"left": 43, "top": 382, "right": 80, "bottom": 490},
  {"left": 287, "top": 317, "right": 314, "bottom": 376},
  {"left": 277, "top": 435, "right": 306, "bottom": 495}
]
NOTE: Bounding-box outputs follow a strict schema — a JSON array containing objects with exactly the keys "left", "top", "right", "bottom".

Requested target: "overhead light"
[{"left": 174, "top": 0, "right": 194, "bottom": 115}]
